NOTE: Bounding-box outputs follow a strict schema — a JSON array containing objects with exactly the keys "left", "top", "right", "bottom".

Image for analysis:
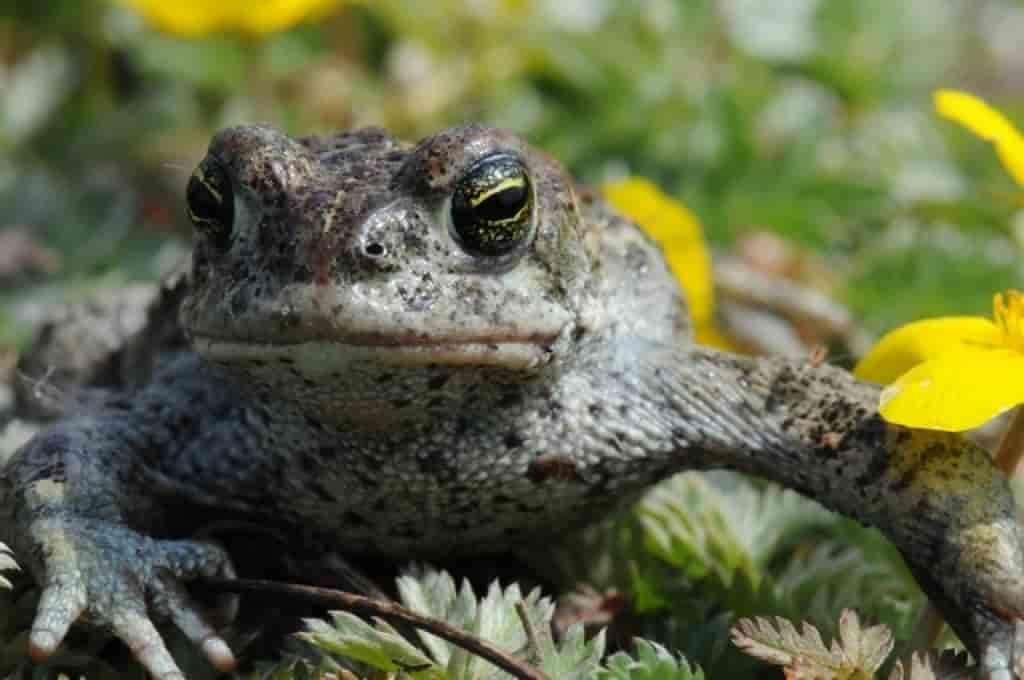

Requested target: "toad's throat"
[{"left": 191, "top": 334, "right": 556, "bottom": 370}]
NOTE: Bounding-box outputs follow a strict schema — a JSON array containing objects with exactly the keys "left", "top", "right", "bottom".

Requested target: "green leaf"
[
  {"left": 297, "top": 611, "right": 439, "bottom": 677},
  {"left": 637, "top": 472, "right": 836, "bottom": 592},
  {"left": 293, "top": 566, "right": 603, "bottom": 680},
  {"left": 597, "top": 638, "right": 705, "bottom": 680},
  {"left": 534, "top": 623, "right": 605, "bottom": 680}
]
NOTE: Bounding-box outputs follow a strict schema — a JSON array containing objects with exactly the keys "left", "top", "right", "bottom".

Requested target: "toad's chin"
[{"left": 190, "top": 336, "right": 555, "bottom": 371}]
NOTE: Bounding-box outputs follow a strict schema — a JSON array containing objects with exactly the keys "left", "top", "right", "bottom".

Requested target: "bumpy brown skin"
[{"left": 3, "top": 124, "right": 1024, "bottom": 679}]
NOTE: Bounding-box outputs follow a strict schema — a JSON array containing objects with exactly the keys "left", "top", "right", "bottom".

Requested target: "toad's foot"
[
  {"left": 25, "top": 516, "right": 237, "bottom": 679},
  {"left": 952, "top": 560, "right": 1024, "bottom": 680},
  {"left": 893, "top": 439, "right": 1024, "bottom": 680},
  {"left": 976, "top": 621, "right": 1024, "bottom": 680}
]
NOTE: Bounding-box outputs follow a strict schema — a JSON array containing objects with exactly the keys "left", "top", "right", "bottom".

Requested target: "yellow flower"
[
  {"left": 854, "top": 91, "right": 1024, "bottom": 431},
  {"left": 934, "top": 89, "right": 1024, "bottom": 187},
  {"left": 117, "top": 0, "right": 343, "bottom": 37},
  {"left": 601, "top": 177, "right": 719, "bottom": 346},
  {"left": 854, "top": 290, "right": 1024, "bottom": 431}
]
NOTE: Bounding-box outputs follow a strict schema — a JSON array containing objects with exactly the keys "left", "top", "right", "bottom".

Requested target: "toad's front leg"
[
  {"left": 0, "top": 356, "right": 249, "bottom": 679},
  {"left": 645, "top": 344, "right": 1024, "bottom": 679}
]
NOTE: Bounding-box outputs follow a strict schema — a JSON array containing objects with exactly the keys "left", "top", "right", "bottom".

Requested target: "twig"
[
  {"left": 199, "top": 577, "right": 548, "bottom": 680},
  {"left": 515, "top": 599, "right": 542, "bottom": 663}
]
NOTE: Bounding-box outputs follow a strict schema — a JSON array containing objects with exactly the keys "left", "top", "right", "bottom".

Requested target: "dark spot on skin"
[
  {"left": 230, "top": 291, "right": 249, "bottom": 316},
  {"left": 302, "top": 450, "right": 324, "bottom": 469},
  {"left": 890, "top": 441, "right": 946, "bottom": 495},
  {"left": 427, "top": 374, "right": 449, "bottom": 390},
  {"left": 504, "top": 432, "right": 523, "bottom": 449},
  {"left": 311, "top": 483, "right": 333, "bottom": 502},
  {"left": 527, "top": 455, "right": 579, "bottom": 483},
  {"left": 305, "top": 416, "right": 324, "bottom": 431},
  {"left": 351, "top": 468, "right": 380, "bottom": 488},
  {"left": 853, "top": 422, "right": 895, "bottom": 490},
  {"left": 342, "top": 511, "right": 369, "bottom": 527},
  {"left": 585, "top": 477, "right": 613, "bottom": 497},
  {"left": 111, "top": 397, "right": 134, "bottom": 411},
  {"left": 498, "top": 390, "right": 522, "bottom": 408},
  {"left": 598, "top": 428, "right": 622, "bottom": 452},
  {"left": 293, "top": 263, "right": 314, "bottom": 283},
  {"left": 390, "top": 525, "right": 424, "bottom": 539}
]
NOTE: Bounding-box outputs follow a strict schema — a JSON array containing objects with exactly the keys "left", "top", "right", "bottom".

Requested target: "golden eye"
[
  {"left": 450, "top": 154, "right": 533, "bottom": 256},
  {"left": 186, "top": 156, "right": 234, "bottom": 247}
]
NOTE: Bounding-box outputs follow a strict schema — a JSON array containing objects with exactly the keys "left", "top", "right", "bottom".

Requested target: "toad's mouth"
[{"left": 190, "top": 333, "right": 558, "bottom": 370}]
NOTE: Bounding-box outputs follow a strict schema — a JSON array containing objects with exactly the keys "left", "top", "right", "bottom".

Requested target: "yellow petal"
[
  {"left": 238, "top": 0, "right": 342, "bottom": 34},
  {"left": 602, "top": 178, "right": 714, "bottom": 328},
  {"left": 694, "top": 322, "right": 740, "bottom": 351},
  {"left": 854, "top": 316, "right": 1001, "bottom": 384},
  {"left": 119, "top": 0, "right": 343, "bottom": 36},
  {"left": 118, "top": 0, "right": 222, "bottom": 36},
  {"left": 993, "top": 137, "right": 1024, "bottom": 188},
  {"left": 934, "top": 89, "right": 1024, "bottom": 186},
  {"left": 878, "top": 348, "right": 1024, "bottom": 431}
]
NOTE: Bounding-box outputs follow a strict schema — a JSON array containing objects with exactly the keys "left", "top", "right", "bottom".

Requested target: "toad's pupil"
[{"left": 476, "top": 185, "right": 528, "bottom": 221}]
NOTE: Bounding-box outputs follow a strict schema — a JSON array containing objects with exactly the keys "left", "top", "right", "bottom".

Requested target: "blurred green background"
[{"left": 1, "top": 0, "right": 1022, "bottom": 344}]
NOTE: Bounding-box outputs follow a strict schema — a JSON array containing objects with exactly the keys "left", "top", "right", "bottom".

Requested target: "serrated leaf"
[
  {"left": 397, "top": 567, "right": 472, "bottom": 666},
  {"left": 596, "top": 638, "right": 705, "bottom": 679},
  {"left": 398, "top": 567, "right": 550, "bottom": 679},
  {"left": 294, "top": 567, "right": 604, "bottom": 680},
  {"left": 837, "top": 609, "right": 893, "bottom": 674},
  {"left": 888, "top": 650, "right": 973, "bottom": 680},
  {"left": 297, "top": 611, "right": 438, "bottom": 677},
  {"left": 732, "top": 609, "right": 894, "bottom": 679},
  {"left": 731, "top": 615, "right": 832, "bottom": 668},
  {"left": 534, "top": 623, "right": 605, "bottom": 680},
  {"left": 447, "top": 580, "right": 532, "bottom": 678},
  {"left": 637, "top": 472, "right": 836, "bottom": 592}
]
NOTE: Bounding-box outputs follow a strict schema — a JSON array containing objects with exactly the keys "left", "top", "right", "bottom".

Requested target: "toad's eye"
[
  {"left": 450, "top": 154, "right": 534, "bottom": 256},
  {"left": 186, "top": 156, "right": 234, "bottom": 247}
]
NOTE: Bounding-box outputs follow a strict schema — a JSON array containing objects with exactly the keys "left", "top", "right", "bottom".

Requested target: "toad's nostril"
[{"left": 364, "top": 242, "right": 386, "bottom": 257}]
